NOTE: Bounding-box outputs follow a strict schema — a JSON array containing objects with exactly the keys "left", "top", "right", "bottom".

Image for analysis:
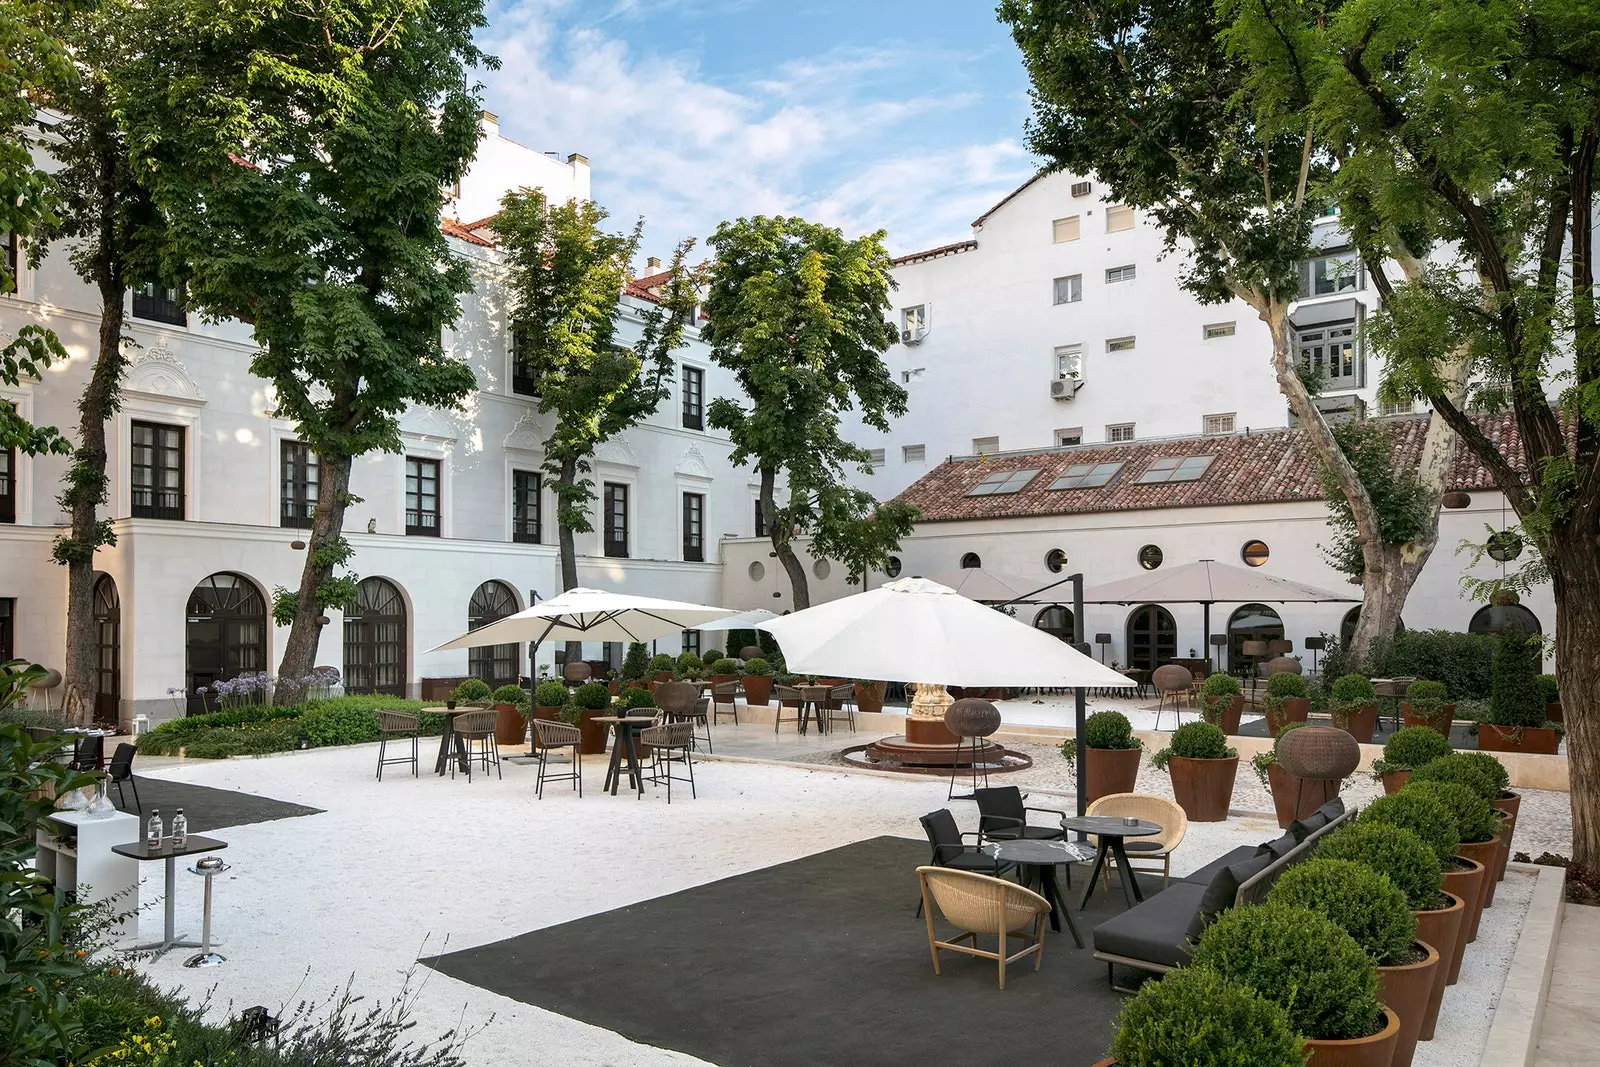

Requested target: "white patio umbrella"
[
  {"left": 696, "top": 608, "right": 780, "bottom": 632},
  {"left": 756, "top": 577, "right": 1134, "bottom": 689},
  {"left": 920, "top": 567, "right": 1069, "bottom": 605},
  {"left": 426, "top": 587, "right": 739, "bottom": 651}
]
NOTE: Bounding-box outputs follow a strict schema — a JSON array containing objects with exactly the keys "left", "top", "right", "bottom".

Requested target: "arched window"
[
  {"left": 1125, "top": 604, "right": 1176, "bottom": 671},
  {"left": 1469, "top": 604, "right": 1541, "bottom": 636},
  {"left": 1227, "top": 602, "right": 1283, "bottom": 672},
  {"left": 468, "top": 580, "right": 520, "bottom": 688},
  {"left": 960, "top": 552, "right": 982, "bottom": 569},
  {"left": 1341, "top": 606, "right": 1406, "bottom": 647},
  {"left": 186, "top": 572, "right": 267, "bottom": 714},
  {"left": 1034, "top": 605, "right": 1074, "bottom": 643},
  {"left": 344, "top": 577, "right": 408, "bottom": 696},
  {"left": 94, "top": 574, "right": 121, "bottom": 728}
]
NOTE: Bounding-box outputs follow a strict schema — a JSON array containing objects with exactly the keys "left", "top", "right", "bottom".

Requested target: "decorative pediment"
[
  {"left": 122, "top": 342, "right": 205, "bottom": 404},
  {"left": 404, "top": 408, "right": 456, "bottom": 444},
  {"left": 596, "top": 435, "right": 639, "bottom": 469},
  {"left": 676, "top": 445, "right": 713, "bottom": 480},
  {"left": 504, "top": 411, "right": 546, "bottom": 453}
]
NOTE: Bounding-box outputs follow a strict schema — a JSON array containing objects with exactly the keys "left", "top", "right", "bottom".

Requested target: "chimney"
[
  {"left": 479, "top": 110, "right": 500, "bottom": 137},
  {"left": 647, "top": 257, "right": 662, "bottom": 272}
]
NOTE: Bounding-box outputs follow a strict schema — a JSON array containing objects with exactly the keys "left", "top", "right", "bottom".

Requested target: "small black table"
[
  {"left": 1061, "top": 815, "right": 1162, "bottom": 911},
  {"left": 432, "top": 708, "right": 472, "bottom": 776},
  {"left": 112, "top": 835, "right": 229, "bottom": 956},
  {"left": 594, "top": 716, "right": 657, "bottom": 797},
  {"left": 983, "top": 839, "right": 1092, "bottom": 948}
]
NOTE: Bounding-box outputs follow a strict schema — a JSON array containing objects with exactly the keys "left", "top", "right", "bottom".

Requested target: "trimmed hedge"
[
  {"left": 1267, "top": 858, "right": 1416, "bottom": 965},
  {"left": 1382, "top": 726, "right": 1453, "bottom": 771},
  {"left": 138, "top": 696, "right": 436, "bottom": 757},
  {"left": 1110, "top": 965, "right": 1305, "bottom": 1067},
  {"left": 1405, "top": 779, "right": 1497, "bottom": 844},
  {"left": 1360, "top": 790, "right": 1461, "bottom": 863},
  {"left": 1407, "top": 754, "right": 1497, "bottom": 801},
  {"left": 1315, "top": 821, "right": 1444, "bottom": 910},
  {"left": 1323, "top": 628, "right": 1497, "bottom": 700},
  {"left": 1457, "top": 751, "right": 1511, "bottom": 797}
]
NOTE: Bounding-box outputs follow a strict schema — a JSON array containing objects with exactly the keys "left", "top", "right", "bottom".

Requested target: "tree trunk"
[
  {"left": 58, "top": 288, "right": 126, "bottom": 726},
  {"left": 762, "top": 467, "right": 809, "bottom": 610},
  {"left": 274, "top": 452, "right": 351, "bottom": 705},
  {"left": 1551, "top": 530, "right": 1600, "bottom": 871},
  {"left": 557, "top": 455, "right": 582, "bottom": 666}
]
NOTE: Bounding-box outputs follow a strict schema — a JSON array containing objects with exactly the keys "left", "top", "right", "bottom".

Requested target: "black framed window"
[
  {"left": 510, "top": 325, "right": 539, "bottom": 397},
  {"left": 682, "top": 491, "right": 704, "bottom": 562},
  {"left": 682, "top": 629, "right": 700, "bottom": 658},
  {"left": 0, "top": 443, "right": 15, "bottom": 523},
  {"left": 132, "top": 281, "right": 186, "bottom": 326},
  {"left": 405, "top": 457, "right": 440, "bottom": 536},
  {"left": 603, "top": 482, "right": 628, "bottom": 558},
  {"left": 130, "top": 421, "right": 184, "bottom": 519},
  {"left": 681, "top": 365, "right": 704, "bottom": 430},
  {"left": 512, "top": 469, "right": 541, "bottom": 543},
  {"left": 280, "top": 440, "right": 318, "bottom": 528},
  {"left": 754, "top": 499, "right": 766, "bottom": 537},
  {"left": 0, "top": 598, "right": 12, "bottom": 660},
  {"left": 2, "top": 232, "right": 17, "bottom": 293}
]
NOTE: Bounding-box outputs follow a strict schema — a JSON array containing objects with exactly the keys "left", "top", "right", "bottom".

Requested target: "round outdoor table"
[
  {"left": 1060, "top": 815, "right": 1162, "bottom": 911},
  {"left": 593, "top": 716, "right": 658, "bottom": 797},
  {"left": 982, "top": 839, "right": 1093, "bottom": 949},
  {"left": 431, "top": 708, "right": 471, "bottom": 776}
]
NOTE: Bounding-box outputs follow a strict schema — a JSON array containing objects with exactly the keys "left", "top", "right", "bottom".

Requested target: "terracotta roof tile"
[
  {"left": 441, "top": 218, "right": 495, "bottom": 248},
  {"left": 897, "top": 412, "right": 1525, "bottom": 523},
  {"left": 891, "top": 239, "right": 978, "bottom": 267}
]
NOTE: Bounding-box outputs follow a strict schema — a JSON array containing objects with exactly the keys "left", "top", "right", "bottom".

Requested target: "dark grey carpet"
[
  {"left": 425, "top": 835, "right": 1156, "bottom": 1067},
  {"left": 111, "top": 776, "right": 322, "bottom": 833}
]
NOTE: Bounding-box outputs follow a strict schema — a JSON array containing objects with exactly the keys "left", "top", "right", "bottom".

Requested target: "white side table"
[{"left": 35, "top": 809, "right": 140, "bottom": 939}]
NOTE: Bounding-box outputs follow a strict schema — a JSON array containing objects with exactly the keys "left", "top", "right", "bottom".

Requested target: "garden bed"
[{"left": 135, "top": 696, "right": 450, "bottom": 758}]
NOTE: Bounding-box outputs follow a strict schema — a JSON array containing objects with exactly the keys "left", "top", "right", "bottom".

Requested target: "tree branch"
[{"left": 1427, "top": 391, "right": 1537, "bottom": 517}]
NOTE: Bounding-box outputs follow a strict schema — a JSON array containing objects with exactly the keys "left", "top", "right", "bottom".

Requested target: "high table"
[
  {"left": 797, "top": 685, "right": 831, "bottom": 736},
  {"left": 981, "top": 839, "right": 1092, "bottom": 947},
  {"left": 430, "top": 707, "right": 472, "bottom": 776},
  {"left": 1060, "top": 815, "right": 1162, "bottom": 911},
  {"left": 111, "top": 835, "right": 229, "bottom": 956},
  {"left": 593, "top": 716, "right": 658, "bottom": 797}
]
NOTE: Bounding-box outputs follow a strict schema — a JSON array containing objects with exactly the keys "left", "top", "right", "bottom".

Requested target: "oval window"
[
  {"left": 747, "top": 561, "right": 766, "bottom": 581},
  {"left": 812, "top": 559, "right": 831, "bottom": 580},
  {"left": 885, "top": 556, "right": 903, "bottom": 578},
  {"left": 1138, "top": 545, "right": 1163, "bottom": 571},
  {"left": 1241, "top": 540, "right": 1270, "bottom": 567},
  {"left": 1045, "top": 548, "right": 1068, "bottom": 573},
  {"left": 960, "top": 552, "right": 982, "bottom": 569}
]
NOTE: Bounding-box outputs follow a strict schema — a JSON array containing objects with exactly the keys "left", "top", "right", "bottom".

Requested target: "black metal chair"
[
  {"left": 107, "top": 742, "right": 140, "bottom": 812},
  {"left": 641, "top": 721, "right": 696, "bottom": 803},
  {"left": 916, "top": 808, "right": 1017, "bottom": 917},
  {"left": 450, "top": 710, "right": 501, "bottom": 782},
  {"left": 69, "top": 734, "right": 103, "bottom": 772},
  {"left": 375, "top": 711, "right": 419, "bottom": 780},
  {"left": 532, "top": 719, "right": 582, "bottom": 798},
  {"left": 973, "top": 786, "right": 1069, "bottom": 843}
]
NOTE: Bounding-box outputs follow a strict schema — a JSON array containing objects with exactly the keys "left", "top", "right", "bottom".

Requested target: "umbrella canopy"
[
  {"left": 427, "top": 588, "right": 737, "bottom": 652},
  {"left": 756, "top": 578, "right": 1134, "bottom": 688},
  {"left": 696, "top": 608, "right": 780, "bottom": 632},
  {"left": 1080, "top": 559, "right": 1359, "bottom": 605},
  {"left": 919, "top": 567, "right": 1067, "bottom": 604}
]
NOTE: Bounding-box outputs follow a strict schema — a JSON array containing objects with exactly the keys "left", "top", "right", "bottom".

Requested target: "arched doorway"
[
  {"left": 186, "top": 572, "right": 268, "bottom": 714},
  {"left": 1469, "top": 603, "right": 1541, "bottom": 636},
  {"left": 1228, "top": 603, "right": 1284, "bottom": 674},
  {"left": 1341, "top": 607, "right": 1406, "bottom": 647},
  {"left": 345, "top": 577, "right": 408, "bottom": 696},
  {"left": 468, "top": 580, "right": 520, "bottom": 688},
  {"left": 1125, "top": 604, "right": 1176, "bottom": 671},
  {"left": 93, "top": 574, "right": 121, "bottom": 728},
  {"left": 1033, "top": 605, "right": 1074, "bottom": 643}
]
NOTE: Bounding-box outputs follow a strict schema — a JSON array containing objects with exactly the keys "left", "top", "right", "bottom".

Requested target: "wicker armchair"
[
  {"left": 531, "top": 719, "right": 582, "bottom": 798},
  {"left": 1083, "top": 793, "right": 1187, "bottom": 891},
  {"left": 450, "top": 709, "right": 501, "bottom": 782},
  {"left": 916, "top": 866, "right": 1051, "bottom": 989},
  {"left": 640, "top": 720, "right": 696, "bottom": 802},
  {"left": 375, "top": 710, "right": 420, "bottom": 780}
]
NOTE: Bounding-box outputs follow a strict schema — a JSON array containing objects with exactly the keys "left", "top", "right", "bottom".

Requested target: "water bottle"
[
  {"left": 146, "top": 809, "right": 163, "bottom": 851},
  {"left": 171, "top": 809, "right": 187, "bottom": 850}
]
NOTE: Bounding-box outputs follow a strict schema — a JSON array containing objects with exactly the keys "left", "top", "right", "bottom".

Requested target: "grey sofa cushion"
[
  {"left": 1288, "top": 811, "right": 1329, "bottom": 841},
  {"left": 1258, "top": 831, "right": 1299, "bottom": 860},
  {"left": 1187, "top": 851, "right": 1274, "bottom": 939},
  {"left": 1181, "top": 845, "right": 1259, "bottom": 886},
  {"left": 1093, "top": 881, "right": 1206, "bottom": 969},
  {"left": 1317, "top": 797, "right": 1346, "bottom": 822}
]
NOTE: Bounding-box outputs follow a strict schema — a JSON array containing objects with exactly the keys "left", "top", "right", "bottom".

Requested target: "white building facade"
[{"left": 1, "top": 115, "right": 764, "bottom": 727}]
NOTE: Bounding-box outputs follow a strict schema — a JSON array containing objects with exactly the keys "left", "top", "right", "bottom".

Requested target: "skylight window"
[
  {"left": 1048, "top": 462, "right": 1124, "bottom": 490},
  {"left": 1136, "top": 455, "right": 1215, "bottom": 484},
  {"left": 967, "top": 468, "right": 1040, "bottom": 496}
]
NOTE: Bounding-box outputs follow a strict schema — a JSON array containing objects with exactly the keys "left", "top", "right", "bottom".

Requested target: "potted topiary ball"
[
  {"left": 1249, "top": 721, "right": 1316, "bottom": 829},
  {"left": 1329, "top": 673, "right": 1380, "bottom": 744},
  {"left": 1456, "top": 751, "right": 1518, "bottom": 883},
  {"left": 740, "top": 657, "right": 774, "bottom": 708},
  {"left": 707, "top": 658, "right": 742, "bottom": 693},
  {"left": 491, "top": 683, "right": 529, "bottom": 745},
  {"left": 1199, "top": 673, "right": 1244, "bottom": 734},
  {"left": 1480, "top": 629, "right": 1559, "bottom": 754},
  {"left": 533, "top": 680, "right": 570, "bottom": 723},
  {"left": 1152, "top": 721, "right": 1237, "bottom": 822},
  {"left": 1370, "top": 726, "right": 1453, "bottom": 794},
  {"left": 1404, "top": 776, "right": 1502, "bottom": 934},
  {"left": 1400, "top": 680, "right": 1453, "bottom": 737},
  {"left": 1270, "top": 858, "right": 1437, "bottom": 1067},
  {"left": 572, "top": 681, "right": 614, "bottom": 755},
  {"left": 453, "top": 677, "right": 492, "bottom": 706},
  {"left": 1191, "top": 902, "right": 1398, "bottom": 1065},
  {"left": 853, "top": 678, "right": 886, "bottom": 716},
  {"left": 1537, "top": 673, "right": 1561, "bottom": 723},
  {"left": 648, "top": 653, "right": 676, "bottom": 684},
  {"left": 1098, "top": 965, "right": 1305, "bottom": 1067},
  {"left": 675, "top": 651, "right": 703, "bottom": 680},
  {"left": 1261, "top": 671, "right": 1310, "bottom": 737},
  {"left": 1079, "top": 710, "right": 1143, "bottom": 803}
]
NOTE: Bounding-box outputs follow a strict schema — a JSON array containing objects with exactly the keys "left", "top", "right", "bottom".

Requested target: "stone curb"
[{"left": 1480, "top": 862, "right": 1567, "bottom": 1066}]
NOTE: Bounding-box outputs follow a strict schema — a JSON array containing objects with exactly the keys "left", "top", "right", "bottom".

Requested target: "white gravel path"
[{"left": 119, "top": 743, "right": 1543, "bottom": 1066}]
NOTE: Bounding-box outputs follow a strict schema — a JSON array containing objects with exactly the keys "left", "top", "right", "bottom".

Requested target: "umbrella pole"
[
  {"left": 1070, "top": 574, "right": 1088, "bottom": 819},
  {"left": 1203, "top": 602, "right": 1212, "bottom": 673}
]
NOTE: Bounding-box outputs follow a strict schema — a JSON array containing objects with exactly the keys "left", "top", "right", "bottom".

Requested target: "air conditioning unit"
[
  {"left": 1051, "top": 378, "right": 1081, "bottom": 400},
  {"left": 902, "top": 328, "right": 922, "bottom": 345},
  {"left": 1071, "top": 180, "right": 1092, "bottom": 197}
]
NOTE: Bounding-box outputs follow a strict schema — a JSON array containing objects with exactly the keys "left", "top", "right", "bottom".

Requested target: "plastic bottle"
[
  {"left": 171, "top": 808, "right": 187, "bottom": 850},
  {"left": 147, "top": 809, "right": 163, "bottom": 851}
]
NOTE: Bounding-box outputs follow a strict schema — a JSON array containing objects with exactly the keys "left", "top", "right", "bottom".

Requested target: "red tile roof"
[
  {"left": 891, "top": 239, "right": 979, "bottom": 267},
  {"left": 897, "top": 413, "right": 1525, "bottom": 523},
  {"left": 441, "top": 218, "right": 495, "bottom": 248}
]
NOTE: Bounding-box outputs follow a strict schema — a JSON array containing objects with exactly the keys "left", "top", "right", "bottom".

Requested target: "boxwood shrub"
[
  {"left": 490, "top": 684, "right": 527, "bottom": 705},
  {"left": 1359, "top": 790, "right": 1461, "bottom": 863},
  {"left": 1456, "top": 751, "right": 1511, "bottom": 797},
  {"left": 708, "top": 658, "right": 741, "bottom": 675},
  {"left": 1152, "top": 721, "right": 1235, "bottom": 770},
  {"left": 1407, "top": 754, "right": 1497, "bottom": 801},
  {"left": 675, "top": 652, "right": 703, "bottom": 674},
  {"left": 616, "top": 686, "right": 656, "bottom": 711},
  {"left": 1490, "top": 630, "right": 1546, "bottom": 727},
  {"left": 574, "top": 682, "right": 613, "bottom": 710},
  {"left": 1265, "top": 672, "right": 1308, "bottom": 699},
  {"left": 648, "top": 653, "right": 675, "bottom": 673},
  {"left": 1381, "top": 726, "right": 1453, "bottom": 772},
  {"left": 1084, "top": 710, "right": 1140, "bottom": 750},
  {"left": 453, "top": 678, "right": 492, "bottom": 703},
  {"left": 1267, "top": 858, "right": 1416, "bottom": 965},
  {"left": 1109, "top": 965, "right": 1305, "bottom": 1067},
  {"left": 742, "top": 657, "right": 773, "bottom": 676},
  {"left": 700, "top": 648, "right": 725, "bottom": 663},
  {"left": 1315, "top": 821, "right": 1444, "bottom": 910},
  {"left": 1405, "top": 779, "right": 1497, "bottom": 844},
  {"left": 534, "top": 680, "right": 570, "bottom": 707}
]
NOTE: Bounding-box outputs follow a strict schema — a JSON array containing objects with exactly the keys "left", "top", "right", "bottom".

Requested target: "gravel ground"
[{"left": 123, "top": 744, "right": 1549, "bottom": 1066}]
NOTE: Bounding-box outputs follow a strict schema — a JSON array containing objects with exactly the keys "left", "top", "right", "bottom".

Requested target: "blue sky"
[{"left": 476, "top": 0, "right": 1039, "bottom": 260}]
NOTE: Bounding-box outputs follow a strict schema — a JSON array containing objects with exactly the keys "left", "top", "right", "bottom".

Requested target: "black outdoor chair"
[
  {"left": 973, "top": 786, "right": 1070, "bottom": 843},
  {"left": 69, "top": 734, "right": 103, "bottom": 772},
  {"left": 107, "top": 742, "right": 140, "bottom": 812},
  {"left": 915, "top": 808, "right": 1016, "bottom": 917}
]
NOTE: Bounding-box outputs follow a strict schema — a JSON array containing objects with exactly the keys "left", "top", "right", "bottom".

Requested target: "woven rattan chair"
[
  {"left": 916, "top": 866, "right": 1051, "bottom": 989},
  {"left": 772, "top": 684, "right": 805, "bottom": 734},
  {"left": 710, "top": 680, "right": 740, "bottom": 728},
  {"left": 640, "top": 720, "right": 696, "bottom": 802},
  {"left": 823, "top": 683, "right": 856, "bottom": 733},
  {"left": 375, "top": 711, "right": 420, "bottom": 780},
  {"left": 531, "top": 719, "right": 582, "bottom": 798},
  {"left": 1083, "top": 793, "right": 1187, "bottom": 891},
  {"left": 1152, "top": 664, "right": 1195, "bottom": 731},
  {"left": 450, "top": 710, "right": 501, "bottom": 782}
]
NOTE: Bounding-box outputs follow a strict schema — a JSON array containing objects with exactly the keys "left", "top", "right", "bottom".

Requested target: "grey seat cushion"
[
  {"left": 1093, "top": 881, "right": 1206, "bottom": 969},
  {"left": 1258, "top": 831, "right": 1299, "bottom": 860},
  {"left": 1181, "top": 845, "right": 1259, "bottom": 886},
  {"left": 1317, "top": 797, "right": 1346, "bottom": 822},
  {"left": 1288, "top": 811, "right": 1329, "bottom": 841},
  {"left": 1188, "top": 851, "right": 1275, "bottom": 938}
]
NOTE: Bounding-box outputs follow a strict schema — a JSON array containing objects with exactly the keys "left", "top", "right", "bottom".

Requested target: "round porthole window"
[
  {"left": 812, "top": 559, "right": 831, "bottom": 580},
  {"left": 961, "top": 552, "right": 982, "bottom": 569},
  {"left": 1045, "top": 548, "right": 1068, "bottom": 573},
  {"left": 1486, "top": 531, "right": 1524, "bottom": 563},
  {"left": 1138, "top": 545, "right": 1163, "bottom": 570},
  {"left": 885, "top": 555, "right": 903, "bottom": 578},
  {"left": 1241, "top": 540, "right": 1270, "bottom": 567},
  {"left": 747, "top": 561, "right": 766, "bottom": 581}
]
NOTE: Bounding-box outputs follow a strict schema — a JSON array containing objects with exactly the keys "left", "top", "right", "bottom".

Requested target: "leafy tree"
[
  {"left": 999, "top": 0, "right": 1466, "bottom": 664},
  {"left": 1223, "top": 0, "right": 1600, "bottom": 866},
  {"left": 493, "top": 191, "right": 702, "bottom": 660},
  {"left": 701, "top": 216, "right": 917, "bottom": 609},
  {"left": 121, "top": 0, "right": 494, "bottom": 702},
  {"left": 1319, "top": 421, "right": 1430, "bottom": 581}
]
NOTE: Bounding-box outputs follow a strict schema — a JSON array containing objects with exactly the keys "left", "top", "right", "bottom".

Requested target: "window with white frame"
[
  {"left": 902, "top": 305, "right": 928, "bottom": 333},
  {"left": 1105, "top": 264, "right": 1136, "bottom": 284},
  {"left": 1053, "top": 275, "right": 1082, "bottom": 304},
  {"left": 1203, "top": 413, "right": 1236, "bottom": 435},
  {"left": 1106, "top": 336, "right": 1136, "bottom": 352},
  {"left": 866, "top": 448, "right": 886, "bottom": 467},
  {"left": 1107, "top": 423, "right": 1136, "bottom": 443},
  {"left": 1056, "top": 427, "right": 1082, "bottom": 447},
  {"left": 1054, "top": 344, "right": 1083, "bottom": 381},
  {"left": 972, "top": 436, "right": 999, "bottom": 454},
  {"left": 1052, "top": 215, "right": 1081, "bottom": 243},
  {"left": 1204, "top": 321, "right": 1236, "bottom": 339},
  {"left": 902, "top": 444, "right": 926, "bottom": 463},
  {"left": 1303, "top": 248, "right": 1363, "bottom": 296},
  {"left": 1106, "top": 205, "right": 1135, "bottom": 232},
  {"left": 1378, "top": 396, "right": 1415, "bottom": 416}
]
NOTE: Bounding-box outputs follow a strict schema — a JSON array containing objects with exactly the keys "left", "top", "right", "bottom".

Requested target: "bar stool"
[
  {"left": 183, "top": 856, "right": 229, "bottom": 968},
  {"left": 641, "top": 721, "right": 696, "bottom": 803},
  {"left": 531, "top": 719, "right": 582, "bottom": 798},
  {"left": 773, "top": 685, "right": 805, "bottom": 734},
  {"left": 450, "top": 710, "right": 501, "bottom": 782},
  {"left": 375, "top": 711, "right": 420, "bottom": 779}
]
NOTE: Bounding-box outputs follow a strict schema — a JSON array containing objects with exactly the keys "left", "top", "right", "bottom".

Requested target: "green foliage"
[
  {"left": 453, "top": 678, "right": 492, "bottom": 704},
  {"left": 1266, "top": 672, "right": 1308, "bottom": 699},
  {"left": 1407, "top": 755, "right": 1497, "bottom": 801},
  {"left": 1457, "top": 752, "right": 1511, "bottom": 798},
  {"left": 620, "top": 643, "right": 650, "bottom": 682},
  {"left": 1084, "top": 710, "right": 1141, "bottom": 751},
  {"left": 139, "top": 697, "right": 437, "bottom": 757},
  {"left": 1537, "top": 674, "right": 1561, "bottom": 706},
  {"left": 179, "top": 721, "right": 303, "bottom": 759},
  {"left": 742, "top": 657, "right": 773, "bottom": 677},
  {"left": 534, "top": 681, "right": 570, "bottom": 707},
  {"left": 1, "top": 659, "right": 47, "bottom": 713},
  {"left": 700, "top": 648, "right": 725, "bottom": 663},
  {"left": 675, "top": 652, "right": 703, "bottom": 675},
  {"left": 558, "top": 704, "right": 582, "bottom": 726},
  {"left": 647, "top": 654, "right": 675, "bottom": 673},
  {"left": 1153, "top": 721, "right": 1235, "bottom": 770},
  {"left": 1405, "top": 780, "right": 1497, "bottom": 845},
  {"left": 1191, "top": 902, "right": 1384, "bottom": 1041},
  {"left": 1361, "top": 790, "right": 1461, "bottom": 864},
  {"left": 574, "top": 682, "right": 612, "bottom": 711},
  {"left": 1316, "top": 822, "right": 1445, "bottom": 912},
  {"left": 1110, "top": 965, "right": 1307, "bottom": 1067},
  {"left": 1381, "top": 727, "right": 1454, "bottom": 774},
  {"left": 1202, "top": 672, "right": 1241, "bottom": 697},
  {"left": 1318, "top": 422, "right": 1430, "bottom": 583},
  {"left": 1252, "top": 721, "right": 1304, "bottom": 788},
  {"left": 1490, "top": 630, "right": 1546, "bottom": 728},
  {"left": 490, "top": 685, "right": 526, "bottom": 706},
  {"left": 1406, "top": 680, "right": 1449, "bottom": 703},
  {"left": 1331, "top": 674, "right": 1376, "bottom": 703},
  {"left": 707, "top": 658, "right": 740, "bottom": 675},
  {"left": 615, "top": 687, "right": 655, "bottom": 711},
  {"left": 1325, "top": 631, "right": 1495, "bottom": 701},
  {"left": 1268, "top": 858, "right": 1417, "bottom": 966}
]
